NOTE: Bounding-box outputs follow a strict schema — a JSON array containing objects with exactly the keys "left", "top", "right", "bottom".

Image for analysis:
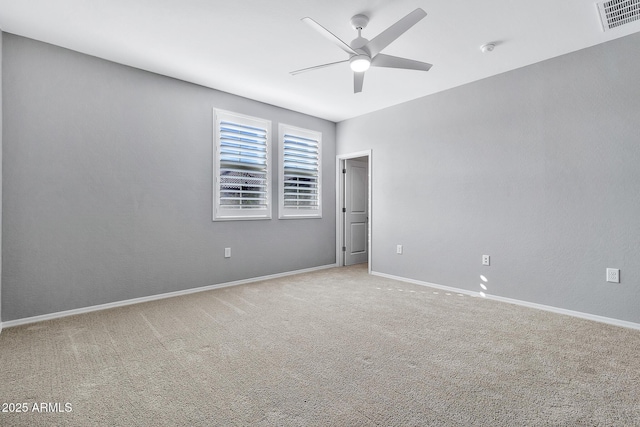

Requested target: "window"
[
  {"left": 279, "top": 124, "right": 322, "bottom": 219},
  {"left": 213, "top": 110, "right": 272, "bottom": 220}
]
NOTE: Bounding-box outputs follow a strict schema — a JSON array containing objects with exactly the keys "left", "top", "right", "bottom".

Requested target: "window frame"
[
  {"left": 213, "top": 109, "right": 272, "bottom": 221},
  {"left": 278, "top": 124, "right": 322, "bottom": 219}
]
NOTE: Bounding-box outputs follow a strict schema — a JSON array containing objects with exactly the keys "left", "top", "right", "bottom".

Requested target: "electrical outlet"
[
  {"left": 606, "top": 268, "right": 620, "bottom": 283},
  {"left": 224, "top": 248, "right": 231, "bottom": 258},
  {"left": 482, "top": 255, "right": 490, "bottom": 266},
  {"left": 396, "top": 245, "right": 403, "bottom": 254}
]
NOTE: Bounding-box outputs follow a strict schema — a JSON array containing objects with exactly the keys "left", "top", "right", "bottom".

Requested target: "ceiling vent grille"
[{"left": 597, "top": 0, "right": 640, "bottom": 31}]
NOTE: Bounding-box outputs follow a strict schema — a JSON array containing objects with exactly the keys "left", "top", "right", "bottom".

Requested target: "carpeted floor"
[{"left": 1, "top": 264, "right": 639, "bottom": 426}]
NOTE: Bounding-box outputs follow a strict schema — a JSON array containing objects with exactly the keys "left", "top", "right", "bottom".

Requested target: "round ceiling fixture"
[{"left": 480, "top": 43, "right": 496, "bottom": 53}]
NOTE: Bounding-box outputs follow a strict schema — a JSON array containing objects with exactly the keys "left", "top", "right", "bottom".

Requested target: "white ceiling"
[{"left": 1, "top": 0, "right": 639, "bottom": 122}]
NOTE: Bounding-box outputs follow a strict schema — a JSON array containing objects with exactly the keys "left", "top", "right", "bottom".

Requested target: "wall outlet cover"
[
  {"left": 482, "top": 255, "right": 490, "bottom": 266},
  {"left": 606, "top": 268, "right": 620, "bottom": 283}
]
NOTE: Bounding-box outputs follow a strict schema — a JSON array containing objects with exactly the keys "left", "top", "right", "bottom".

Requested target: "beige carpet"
[{"left": 1, "top": 264, "right": 639, "bottom": 426}]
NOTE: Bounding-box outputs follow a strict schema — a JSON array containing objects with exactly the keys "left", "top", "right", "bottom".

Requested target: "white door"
[{"left": 344, "top": 158, "right": 368, "bottom": 265}]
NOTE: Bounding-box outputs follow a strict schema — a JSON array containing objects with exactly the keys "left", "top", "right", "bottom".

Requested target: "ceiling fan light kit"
[
  {"left": 350, "top": 55, "right": 371, "bottom": 72},
  {"left": 291, "top": 8, "right": 433, "bottom": 94}
]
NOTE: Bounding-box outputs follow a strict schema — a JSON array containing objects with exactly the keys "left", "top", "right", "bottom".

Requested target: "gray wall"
[
  {"left": 337, "top": 32, "right": 640, "bottom": 324},
  {"left": 0, "top": 30, "right": 3, "bottom": 325},
  {"left": 2, "top": 34, "right": 336, "bottom": 321}
]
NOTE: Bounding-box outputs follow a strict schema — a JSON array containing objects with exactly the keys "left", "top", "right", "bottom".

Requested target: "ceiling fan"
[{"left": 291, "top": 8, "right": 432, "bottom": 93}]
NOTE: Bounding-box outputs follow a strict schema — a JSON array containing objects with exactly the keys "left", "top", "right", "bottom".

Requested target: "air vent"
[{"left": 597, "top": 0, "right": 640, "bottom": 31}]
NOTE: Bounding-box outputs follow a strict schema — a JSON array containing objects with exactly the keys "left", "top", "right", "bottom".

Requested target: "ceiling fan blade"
[
  {"left": 354, "top": 72, "right": 365, "bottom": 93},
  {"left": 302, "top": 17, "right": 357, "bottom": 55},
  {"left": 365, "top": 8, "right": 427, "bottom": 57},
  {"left": 371, "top": 54, "right": 432, "bottom": 72},
  {"left": 290, "top": 60, "right": 349, "bottom": 76}
]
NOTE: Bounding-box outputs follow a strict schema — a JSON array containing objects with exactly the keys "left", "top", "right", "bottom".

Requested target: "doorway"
[{"left": 336, "top": 151, "right": 372, "bottom": 272}]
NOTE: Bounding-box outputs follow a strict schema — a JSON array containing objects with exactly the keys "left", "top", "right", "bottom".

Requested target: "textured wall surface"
[
  {"left": 337, "top": 32, "right": 640, "bottom": 324},
  {"left": 2, "top": 34, "right": 336, "bottom": 321},
  {"left": 0, "top": 30, "right": 3, "bottom": 325}
]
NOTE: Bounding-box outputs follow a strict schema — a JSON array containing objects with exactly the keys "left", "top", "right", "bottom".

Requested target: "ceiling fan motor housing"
[{"left": 350, "top": 37, "right": 369, "bottom": 51}]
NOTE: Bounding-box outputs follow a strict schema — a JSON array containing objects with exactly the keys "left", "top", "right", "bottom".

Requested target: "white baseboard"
[
  {"left": 1, "top": 263, "right": 337, "bottom": 330},
  {"left": 371, "top": 271, "right": 640, "bottom": 331}
]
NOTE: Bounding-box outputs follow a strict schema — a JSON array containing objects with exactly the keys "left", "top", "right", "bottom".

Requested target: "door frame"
[{"left": 336, "top": 150, "right": 372, "bottom": 273}]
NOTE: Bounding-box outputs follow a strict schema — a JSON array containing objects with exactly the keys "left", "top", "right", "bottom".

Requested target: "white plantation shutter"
[
  {"left": 279, "top": 124, "right": 322, "bottom": 218},
  {"left": 214, "top": 110, "right": 271, "bottom": 220}
]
